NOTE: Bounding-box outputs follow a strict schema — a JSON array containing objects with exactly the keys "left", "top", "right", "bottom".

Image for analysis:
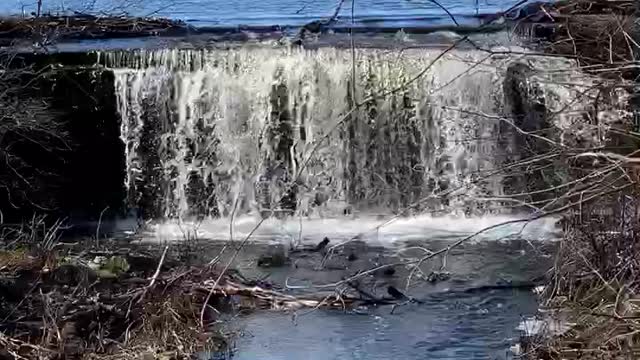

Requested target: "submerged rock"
[
  {"left": 427, "top": 271, "right": 451, "bottom": 283},
  {"left": 257, "top": 245, "right": 288, "bottom": 268},
  {"left": 315, "top": 237, "right": 330, "bottom": 252},
  {"left": 387, "top": 285, "right": 407, "bottom": 300},
  {"left": 257, "top": 254, "right": 287, "bottom": 268}
]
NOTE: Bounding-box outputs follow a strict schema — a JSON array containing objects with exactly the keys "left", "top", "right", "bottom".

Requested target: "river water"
[
  {"left": 1, "top": 0, "right": 526, "bottom": 27},
  {"left": 163, "top": 215, "right": 558, "bottom": 360}
]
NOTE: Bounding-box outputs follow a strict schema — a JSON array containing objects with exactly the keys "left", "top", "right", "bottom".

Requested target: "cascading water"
[
  {"left": 101, "top": 46, "right": 601, "bottom": 222},
  {"left": 92, "top": 40, "right": 630, "bottom": 360}
]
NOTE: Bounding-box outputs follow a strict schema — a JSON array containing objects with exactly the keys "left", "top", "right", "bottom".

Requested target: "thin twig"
[
  {"left": 199, "top": 217, "right": 266, "bottom": 327},
  {"left": 138, "top": 245, "right": 169, "bottom": 304}
]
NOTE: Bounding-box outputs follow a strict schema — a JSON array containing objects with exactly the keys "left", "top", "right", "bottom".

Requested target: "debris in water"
[
  {"left": 532, "top": 285, "right": 545, "bottom": 294},
  {"left": 387, "top": 285, "right": 407, "bottom": 300},
  {"left": 427, "top": 271, "right": 451, "bottom": 283},
  {"left": 315, "top": 237, "right": 330, "bottom": 252}
]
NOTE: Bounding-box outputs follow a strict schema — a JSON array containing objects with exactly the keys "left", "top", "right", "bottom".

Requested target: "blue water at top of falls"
[{"left": 0, "top": 0, "right": 527, "bottom": 28}]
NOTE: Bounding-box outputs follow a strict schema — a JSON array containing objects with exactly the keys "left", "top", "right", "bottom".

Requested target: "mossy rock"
[{"left": 89, "top": 255, "right": 130, "bottom": 279}]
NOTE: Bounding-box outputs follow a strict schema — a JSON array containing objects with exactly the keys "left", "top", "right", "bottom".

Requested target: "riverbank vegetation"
[
  {"left": 516, "top": 0, "right": 640, "bottom": 358},
  {"left": 0, "top": 15, "right": 189, "bottom": 44},
  {"left": 539, "top": 0, "right": 636, "bottom": 68}
]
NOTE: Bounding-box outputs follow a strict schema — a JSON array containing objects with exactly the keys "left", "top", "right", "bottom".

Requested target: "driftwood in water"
[
  {"left": 198, "top": 280, "right": 361, "bottom": 311},
  {"left": 0, "top": 245, "right": 413, "bottom": 358}
]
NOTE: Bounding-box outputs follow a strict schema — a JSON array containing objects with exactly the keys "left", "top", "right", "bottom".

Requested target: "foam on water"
[{"left": 145, "top": 213, "right": 560, "bottom": 244}]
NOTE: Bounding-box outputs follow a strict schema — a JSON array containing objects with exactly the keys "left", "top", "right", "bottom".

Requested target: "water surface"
[
  {"left": 196, "top": 231, "right": 556, "bottom": 360},
  {"left": 1, "top": 0, "right": 526, "bottom": 27}
]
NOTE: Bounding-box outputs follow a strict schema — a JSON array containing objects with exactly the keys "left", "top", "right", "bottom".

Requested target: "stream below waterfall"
[{"left": 138, "top": 215, "right": 559, "bottom": 360}]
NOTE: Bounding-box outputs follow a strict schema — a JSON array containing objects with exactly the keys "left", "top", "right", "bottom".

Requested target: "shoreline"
[{"left": 517, "top": 0, "right": 639, "bottom": 357}]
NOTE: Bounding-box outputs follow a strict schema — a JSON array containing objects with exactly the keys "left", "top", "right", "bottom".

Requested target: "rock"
[
  {"left": 502, "top": 62, "right": 552, "bottom": 204},
  {"left": 102, "top": 256, "right": 130, "bottom": 275},
  {"left": 257, "top": 245, "right": 288, "bottom": 268},
  {"left": 426, "top": 271, "right": 451, "bottom": 283},
  {"left": 88, "top": 255, "right": 130, "bottom": 279},
  {"left": 373, "top": 266, "right": 396, "bottom": 277},
  {"left": 48, "top": 263, "right": 96, "bottom": 286},
  {"left": 503, "top": 62, "right": 548, "bottom": 139},
  {"left": 315, "top": 237, "right": 330, "bottom": 252},
  {"left": 257, "top": 254, "right": 286, "bottom": 268},
  {"left": 387, "top": 286, "right": 407, "bottom": 300}
]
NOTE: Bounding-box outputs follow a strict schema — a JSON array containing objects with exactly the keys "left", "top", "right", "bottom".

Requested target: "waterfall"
[{"left": 101, "top": 46, "right": 598, "bottom": 221}]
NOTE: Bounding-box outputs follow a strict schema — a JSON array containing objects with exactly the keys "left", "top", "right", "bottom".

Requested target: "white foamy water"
[
  {"left": 103, "top": 46, "right": 603, "bottom": 222},
  {"left": 144, "top": 213, "right": 560, "bottom": 245}
]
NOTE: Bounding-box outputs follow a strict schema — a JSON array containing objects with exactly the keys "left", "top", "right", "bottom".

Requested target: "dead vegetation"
[
  {"left": 0, "top": 15, "right": 189, "bottom": 44},
  {"left": 512, "top": 0, "right": 640, "bottom": 357},
  {"left": 0, "top": 222, "right": 412, "bottom": 359},
  {"left": 520, "top": 0, "right": 637, "bottom": 72},
  {"left": 0, "top": 236, "right": 227, "bottom": 359},
  {"left": 522, "top": 192, "right": 640, "bottom": 359}
]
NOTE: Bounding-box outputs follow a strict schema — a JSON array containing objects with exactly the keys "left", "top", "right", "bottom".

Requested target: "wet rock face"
[
  {"left": 502, "top": 62, "right": 554, "bottom": 205},
  {"left": 46, "top": 69, "right": 126, "bottom": 221},
  {"left": 0, "top": 55, "right": 126, "bottom": 223},
  {"left": 503, "top": 62, "right": 549, "bottom": 146}
]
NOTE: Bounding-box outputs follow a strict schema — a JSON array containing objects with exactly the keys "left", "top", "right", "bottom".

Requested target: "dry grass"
[
  {"left": 526, "top": 191, "right": 640, "bottom": 359},
  {"left": 547, "top": 14, "right": 636, "bottom": 69},
  {"left": 521, "top": 0, "right": 640, "bottom": 356},
  {"left": 521, "top": 0, "right": 638, "bottom": 74},
  {"left": 0, "top": 15, "right": 187, "bottom": 42}
]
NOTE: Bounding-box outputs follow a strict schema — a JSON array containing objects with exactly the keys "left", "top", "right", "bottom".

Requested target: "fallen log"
[{"left": 197, "top": 280, "right": 361, "bottom": 311}]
